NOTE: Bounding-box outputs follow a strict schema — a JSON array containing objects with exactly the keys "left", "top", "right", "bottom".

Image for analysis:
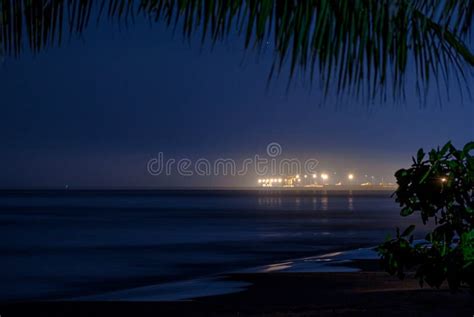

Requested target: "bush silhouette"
[{"left": 378, "top": 141, "right": 474, "bottom": 291}]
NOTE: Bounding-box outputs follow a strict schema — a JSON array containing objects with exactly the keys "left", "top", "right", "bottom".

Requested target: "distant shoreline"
[{"left": 0, "top": 186, "right": 396, "bottom": 194}]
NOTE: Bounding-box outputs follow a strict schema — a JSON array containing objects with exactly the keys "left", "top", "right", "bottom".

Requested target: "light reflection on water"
[
  {"left": 257, "top": 194, "right": 353, "bottom": 212},
  {"left": 257, "top": 197, "right": 282, "bottom": 207},
  {"left": 348, "top": 196, "right": 354, "bottom": 211},
  {"left": 321, "top": 196, "right": 329, "bottom": 211}
]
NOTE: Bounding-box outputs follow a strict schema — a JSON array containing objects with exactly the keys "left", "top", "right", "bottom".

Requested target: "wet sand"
[{"left": 1, "top": 270, "right": 472, "bottom": 316}]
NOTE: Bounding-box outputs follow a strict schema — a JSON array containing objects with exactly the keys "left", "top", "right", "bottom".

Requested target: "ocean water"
[{"left": 0, "top": 190, "right": 424, "bottom": 301}]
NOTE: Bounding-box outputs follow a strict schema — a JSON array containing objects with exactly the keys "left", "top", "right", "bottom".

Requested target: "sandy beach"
[{"left": 1, "top": 270, "right": 472, "bottom": 316}]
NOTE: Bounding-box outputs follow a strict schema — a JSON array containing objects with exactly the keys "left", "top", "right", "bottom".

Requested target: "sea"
[{"left": 0, "top": 189, "right": 426, "bottom": 301}]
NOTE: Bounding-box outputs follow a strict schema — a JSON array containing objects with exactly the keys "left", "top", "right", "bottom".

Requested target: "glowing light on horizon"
[
  {"left": 348, "top": 174, "right": 354, "bottom": 180},
  {"left": 321, "top": 173, "right": 329, "bottom": 181},
  {"left": 312, "top": 174, "right": 317, "bottom": 178}
]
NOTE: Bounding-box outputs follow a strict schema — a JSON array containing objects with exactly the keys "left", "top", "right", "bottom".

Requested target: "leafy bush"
[{"left": 378, "top": 141, "right": 474, "bottom": 291}]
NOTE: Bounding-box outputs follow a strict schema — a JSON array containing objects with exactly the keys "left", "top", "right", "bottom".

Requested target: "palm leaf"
[{"left": 0, "top": 0, "right": 472, "bottom": 103}]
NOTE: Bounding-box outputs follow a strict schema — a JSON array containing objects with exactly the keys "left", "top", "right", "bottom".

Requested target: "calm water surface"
[{"left": 0, "top": 190, "right": 424, "bottom": 301}]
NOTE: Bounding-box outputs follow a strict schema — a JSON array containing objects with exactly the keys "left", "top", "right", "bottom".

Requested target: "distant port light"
[{"left": 257, "top": 173, "right": 393, "bottom": 188}]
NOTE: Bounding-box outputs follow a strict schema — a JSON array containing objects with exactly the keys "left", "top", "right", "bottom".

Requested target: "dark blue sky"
[{"left": 0, "top": 21, "right": 473, "bottom": 188}]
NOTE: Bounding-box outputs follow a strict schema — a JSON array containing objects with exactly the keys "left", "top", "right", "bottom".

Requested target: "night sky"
[{"left": 0, "top": 19, "right": 473, "bottom": 188}]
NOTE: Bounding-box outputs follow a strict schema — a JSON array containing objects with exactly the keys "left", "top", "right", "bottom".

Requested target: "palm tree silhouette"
[{"left": 0, "top": 0, "right": 472, "bottom": 101}]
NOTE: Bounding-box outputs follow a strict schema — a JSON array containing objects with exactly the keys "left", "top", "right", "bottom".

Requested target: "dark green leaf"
[{"left": 401, "top": 225, "right": 416, "bottom": 237}]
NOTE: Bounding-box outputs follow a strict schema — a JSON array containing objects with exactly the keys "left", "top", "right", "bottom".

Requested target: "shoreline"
[
  {"left": 61, "top": 247, "right": 379, "bottom": 302},
  {"left": 2, "top": 248, "right": 471, "bottom": 316},
  {"left": 1, "top": 271, "right": 471, "bottom": 316},
  {"left": 0, "top": 187, "right": 396, "bottom": 195}
]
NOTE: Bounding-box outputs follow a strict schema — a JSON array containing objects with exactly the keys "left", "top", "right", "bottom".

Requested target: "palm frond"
[{"left": 0, "top": 0, "right": 472, "bottom": 103}]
